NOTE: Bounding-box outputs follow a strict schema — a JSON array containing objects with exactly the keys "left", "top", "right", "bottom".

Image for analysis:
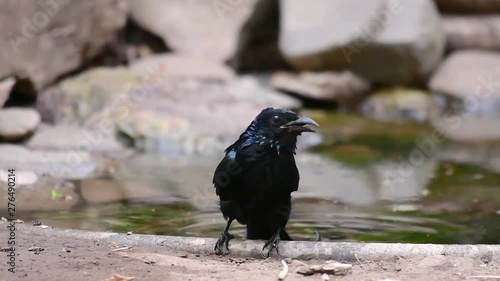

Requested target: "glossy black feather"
[{"left": 213, "top": 108, "right": 312, "bottom": 241}]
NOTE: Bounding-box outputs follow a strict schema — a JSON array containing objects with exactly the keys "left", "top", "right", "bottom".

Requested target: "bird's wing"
[
  {"left": 213, "top": 148, "right": 242, "bottom": 196},
  {"left": 212, "top": 137, "right": 263, "bottom": 196},
  {"left": 213, "top": 141, "right": 300, "bottom": 195}
]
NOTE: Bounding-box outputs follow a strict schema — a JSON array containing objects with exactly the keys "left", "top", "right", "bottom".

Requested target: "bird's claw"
[
  {"left": 262, "top": 234, "right": 281, "bottom": 258},
  {"left": 214, "top": 232, "right": 234, "bottom": 255}
]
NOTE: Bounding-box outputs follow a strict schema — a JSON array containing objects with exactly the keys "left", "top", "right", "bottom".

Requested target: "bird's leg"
[
  {"left": 262, "top": 228, "right": 282, "bottom": 258},
  {"left": 214, "top": 218, "right": 234, "bottom": 255}
]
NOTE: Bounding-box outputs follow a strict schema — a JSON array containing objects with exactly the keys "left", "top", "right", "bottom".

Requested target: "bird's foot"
[
  {"left": 262, "top": 230, "right": 281, "bottom": 258},
  {"left": 214, "top": 232, "right": 234, "bottom": 255}
]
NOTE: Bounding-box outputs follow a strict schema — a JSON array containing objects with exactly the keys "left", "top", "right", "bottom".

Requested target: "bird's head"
[{"left": 243, "top": 108, "right": 319, "bottom": 152}]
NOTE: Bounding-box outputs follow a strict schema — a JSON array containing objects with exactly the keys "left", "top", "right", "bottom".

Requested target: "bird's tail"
[{"left": 280, "top": 229, "right": 293, "bottom": 241}]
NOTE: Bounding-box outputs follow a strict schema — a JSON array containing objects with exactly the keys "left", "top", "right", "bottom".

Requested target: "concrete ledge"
[{"left": 12, "top": 222, "right": 500, "bottom": 262}]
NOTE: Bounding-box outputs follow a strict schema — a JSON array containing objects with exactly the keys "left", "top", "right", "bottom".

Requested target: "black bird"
[{"left": 213, "top": 108, "right": 318, "bottom": 256}]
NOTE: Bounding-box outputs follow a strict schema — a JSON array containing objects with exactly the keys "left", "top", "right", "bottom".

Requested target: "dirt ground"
[{"left": 1, "top": 222, "right": 500, "bottom": 281}]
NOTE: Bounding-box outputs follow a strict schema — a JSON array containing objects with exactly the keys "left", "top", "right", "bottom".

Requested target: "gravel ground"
[{"left": 1, "top": 221, "right": 499, "bottom": 281}]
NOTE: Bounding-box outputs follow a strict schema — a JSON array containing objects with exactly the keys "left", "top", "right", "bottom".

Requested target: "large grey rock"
[
  {"left": 443, "top": 16, "right": 500, "bottom": 51},
  {"left": 88, "top": 75, "right": 301, "bottom": 154},
  {"left": 0, "top": 0, "right": 128, "bottom": 91},
  {"left": 0, "top": 108, "right": 40, "bottom": 141},
  {"left": 279, "top": 0, "right": 445, "bottom": 85},
  {"left": 360, "top": 88, "right": 432, "bottom": 123},
  {"left": 429, "top": 50, "right": 500, "bottom": 141},
  {"left": 0, "top": 145, "right": 115, "bottom": 179},
  {"left": 115, "top": 111, "right": 198, "bottom": 153},
  {"left": 37, "top": 56, "right": 235, "bottom": 125},
  {"left": 270, "top": 71, "right": 370, "bottom": 104},
  {"left": 0, "top": 77, "right": 15, "bottom": 108},
  {"left": 39, "top": 55, "right": 300, "bottom": 155},
  {"left": 429, "top": 50, "right": 500, "bottom": 103},
  {"left": 26, "top": 124, "right": 125, "bottom": 153},
  {"left": 130, "top": 54, "right": 235, "bottom": 81},
  {"left": 37, "top": 67, "right": 143, "bottom": 124},
  {"left": 128, "top": 0, "right": 258, "bottom": 62}
]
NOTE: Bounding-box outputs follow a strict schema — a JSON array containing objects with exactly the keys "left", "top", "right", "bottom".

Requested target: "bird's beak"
[{"left": 281, "top": 115, "right": 319, "bottom": 133}]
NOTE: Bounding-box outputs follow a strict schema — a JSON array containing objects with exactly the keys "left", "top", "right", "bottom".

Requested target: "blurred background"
[{"left": 0, "top": 0, "right": 500, "bottom": 244}]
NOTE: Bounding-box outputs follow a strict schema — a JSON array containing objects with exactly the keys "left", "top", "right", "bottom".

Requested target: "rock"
[
  {"left": 0, "top": 0, "right": 128, "bottom": 91},
  {"left": 37, "top": 57, "right": 234, "bottom": 125},
  {"left": 80, "top": 179, "right": 125, "bottom": 204},
  {"left": 443, "top": 16, "right": 500, "bottom": 51},
  {"left": 37, "top": 57, "right": 300, "bottom": 155},
  {"left": 429, "top": 50, "right": 500, "bottom": 141},
  {"left": 130, "top": 54, "right": 235, "bottom": 81},
  {"left": 119, "top": 180, "right": 180, "bottom": 205},
  {"left": 37, "top": 67, "right": 143, "bottom": 124},
  {"left": 434, "top": 0, "right": 500, "bottom": 14},
  {"left": 0, "top": 108, "right": 40, "bottom": 141},
  {"left": 270, "top": 71, "right": 370, "bottom": 104},
  {"left": 26, "top": 124, "right": 124, "bottom": 153},
  {"left": 279, "top": 0, "right": 445, "bottom": 85},
  {"left": 0, "top": 145, "right": 115, "bottom": 179},
  {"left": 232, "top": 0, "right": 290, "bottom": 70},
  {"left": 0, "top": 178, "right": 79, "bottom": 212},
  {"left": 116, "top": 111, "right": 200, "bottom": 153},
  {"left": 360, "top": 88, "right": 432, "bottom": 123},
  {"left": 0, "top": 77, "right": 15, "bottom": 108},
  {"left": 431, "top": 118, "right": 500, "bottom": 142},
  {"left": 90, "top": 75, "right": 301, "bottom": 154},
  {"left": 80, "top": 179, "right": 178, "bottom": 205},
  {"left": 429, "top": 50, "right": 500, "bottom": 116},
  {"left": 128, "top": 0, "right": 258, "bottom": 62},
  {"left": 226, "top": 76, "right": 301, "bottom": 109}
]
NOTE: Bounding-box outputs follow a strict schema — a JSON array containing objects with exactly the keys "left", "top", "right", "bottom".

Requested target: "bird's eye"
[{"left": 271, "top": 115, "right": 281, "bottom": 124}]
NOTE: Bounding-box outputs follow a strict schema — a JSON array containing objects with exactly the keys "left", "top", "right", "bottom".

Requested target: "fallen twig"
[
  {"left": 278, "top": 259, "right": 288, "bottom": 280},
  {"left": 354, "top": 253, "right": 363, "bottom": 268},
  {"left": 111, "top": 246, "right": 133, "bottom": 252},
  {"left": 296, "top": 261, "right": 352, "bottom": 276}
]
